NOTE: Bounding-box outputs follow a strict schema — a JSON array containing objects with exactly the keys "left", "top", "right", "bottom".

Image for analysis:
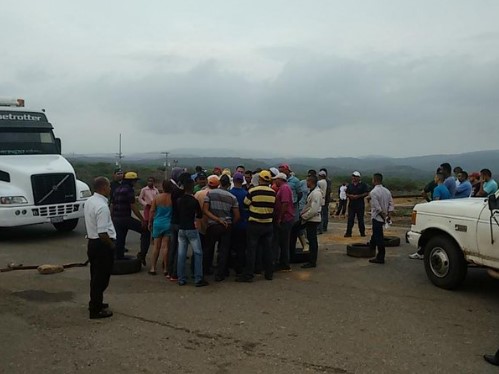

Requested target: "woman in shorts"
[{"left": 148, "top": 180, "right": 173, "bottom": 275}]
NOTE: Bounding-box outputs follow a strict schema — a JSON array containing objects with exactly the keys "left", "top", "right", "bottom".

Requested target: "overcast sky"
[{"left": 2, "top": 1, "right": 499, "bottom": 158}]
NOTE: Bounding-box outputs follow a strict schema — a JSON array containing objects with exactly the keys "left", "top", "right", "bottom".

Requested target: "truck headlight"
[
  {"left": 0, "top": 196, "right": 28, "bottom": 205},
  {"left": 80, "top": 190, "right": 92, "bottom": 198}
]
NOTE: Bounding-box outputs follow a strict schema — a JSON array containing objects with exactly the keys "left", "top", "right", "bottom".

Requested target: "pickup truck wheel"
[
  {"left": 423, "top": 236, "right": 467, "bottom": 290},
  {"left": 53, "top": 219, "right": 79, "bottom": 232}
]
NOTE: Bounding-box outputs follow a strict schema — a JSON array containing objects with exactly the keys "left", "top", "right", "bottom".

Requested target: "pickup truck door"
[{"left": 477, "top": 199, "right": 499, "bottom": 266}]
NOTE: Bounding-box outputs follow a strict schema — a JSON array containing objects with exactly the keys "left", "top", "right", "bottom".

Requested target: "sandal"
[{"left": 148, "top": 270, "right": 157, "bottom": 275}]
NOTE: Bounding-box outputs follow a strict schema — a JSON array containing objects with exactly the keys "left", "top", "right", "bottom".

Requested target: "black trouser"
[
  {"left": 113, "top": 216, "right": 150, "bottom": 259},
  {"left": 370, "top": 219, "right": 385, "bottom": 260},
  {"left": 306, "top": 222, "right": 320, "bottom": 265},
  {"left": 335, "top": 199, "right": 347, "bottom": 216},
  {"left": 321, "top": 204, "right": 329, "bottom": 231},
  {"left": 273, "top": 221, "right": 292, "bottom": 268},
  {"left": 204, "top": 223, "right": 232, "bottom": 278},
  {"left": 346, "top": 204, "right": 365, "bottom": 235},
  {"left": 289, "top": 221, "right": 319, "bottom": 265},
  {"left": 231, "top": 226, "right": 247, "bottom": 274},
  {"left": 87, "top": 239, "right": 114, "bottom": 313},
  {"left": 243, "top": 222, "right": 273, "bottom": 279},
  {"left": 167, "top": 224, "right": 179, "bottom": 277}
]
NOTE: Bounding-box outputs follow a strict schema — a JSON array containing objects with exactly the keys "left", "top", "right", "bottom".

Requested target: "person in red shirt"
[{"left": 272, "top": 173, "right": 295, "bottom": 272}]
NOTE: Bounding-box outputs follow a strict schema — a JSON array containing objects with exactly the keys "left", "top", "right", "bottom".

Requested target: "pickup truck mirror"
[{"left": 488, "top": 194, "right": 499, "bottom": 211}]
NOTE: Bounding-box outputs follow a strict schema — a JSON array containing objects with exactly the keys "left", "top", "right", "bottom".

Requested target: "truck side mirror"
[
  {"left": 488, "top": 194, "right": 499, "bottom": 211},
  {"left": 55, "top": 138, "right": 62, "bottom": 154}
]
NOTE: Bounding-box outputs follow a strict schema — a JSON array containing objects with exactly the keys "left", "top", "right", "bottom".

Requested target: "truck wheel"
[
  {"left": 423, "top": 236, "right": 467, "bottom": 290},
  {"left": 347, "top": 243, "right": 376, "bottom": 258},
  {"left": 53, "top": 219, "right": 79, "bottom": 232},
  {"left": 111, "top": 256, "right": 142, "bottom": 275}
]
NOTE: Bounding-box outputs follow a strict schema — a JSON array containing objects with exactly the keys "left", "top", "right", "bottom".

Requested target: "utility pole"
[
  {"left": 116, "top": 133, "right": 124, "bottom": 168},
  {"left": 161, "top": 151, "right": 169, "bottom": 180}
]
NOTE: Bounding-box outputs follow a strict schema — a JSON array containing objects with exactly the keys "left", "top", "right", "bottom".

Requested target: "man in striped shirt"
[{"left": 237, "top": 170, "right": 276, "bottom": 282}]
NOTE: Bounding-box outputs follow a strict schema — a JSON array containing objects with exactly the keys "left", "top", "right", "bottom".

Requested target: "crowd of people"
[
  {"left": 83, "top": 161, "right": 496, "bottom": 320},
  {"left": 408, "top": 162, "right": 498, "bottom": 260}
]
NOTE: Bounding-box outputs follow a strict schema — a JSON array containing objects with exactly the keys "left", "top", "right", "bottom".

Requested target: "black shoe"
[
  {"left": 484, "top": 354, "right": 499, "bottom": 366},
  {"left": 369, "top": 258, "right": 385, "bottom": 264},
  {"left": 90, "top": 309, "right": 113, "bottom": 319},
  {"left": 278, "top": 266, "right": 292, "bottom": 273},
  {"left": 88, "top": 303, "right": 109, "bottom": 311},
  {"left": 195, "top": 280, "right": 209, "bottom": 287},
  {"left": 301, "top": 263, "right": 316, "bottom": 269},
  {"left": 235, "top": 276, "right": 253, "bottom": 283},
  {"left": 264, "top": 275, "right": 273, "bottom": 280},
  {"left": 214, "top": 275, "right": 225, "bottom": 282},
  {"left": 344, "top": 233, "right": 352, "bottom": 238}
]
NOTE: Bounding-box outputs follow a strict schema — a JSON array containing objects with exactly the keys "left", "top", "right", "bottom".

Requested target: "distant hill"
[{"left": 66, "top": 149, "right": 499, "bottom": 179}]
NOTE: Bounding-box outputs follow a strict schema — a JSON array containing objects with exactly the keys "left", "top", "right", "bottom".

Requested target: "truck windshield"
[{"left": 0, "top": 128, "right": 59, "bottom": 155}]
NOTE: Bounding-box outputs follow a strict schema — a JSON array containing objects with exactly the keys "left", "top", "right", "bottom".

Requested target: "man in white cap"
[{"left": 344, "top": 171, "right": 370, "bottom": 238}]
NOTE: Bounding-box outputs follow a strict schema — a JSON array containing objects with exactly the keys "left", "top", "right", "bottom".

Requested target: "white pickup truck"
[
  {"left": 0, "top": 98, "right": 90, "bottom": 231},
  {"left": 407, "top": 192, "right": 499, "bottom": 289}
]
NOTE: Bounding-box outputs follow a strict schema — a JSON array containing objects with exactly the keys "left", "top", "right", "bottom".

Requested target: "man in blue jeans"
[{"left": 176, "top": 179, "right": 208, "bottom": 287}]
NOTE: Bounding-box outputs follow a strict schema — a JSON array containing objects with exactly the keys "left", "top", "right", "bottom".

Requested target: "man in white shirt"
[
  {"left": 317, "top": 171, "right": 327, "bottom": 234},
  {"left": 84, "top": 177, "right": 116, "bottom": 319},
  {"left": 335, "top": 183, "right": 348, "bottom": 217},
  {"left": 138, "top": 176, "right": 159, "bottom": 259},
  {"left": 299, "top": 175, "right": 323, "bottom": 268},
  {"left": 368, "top": 173, "right": 394, "bottom": 264}
]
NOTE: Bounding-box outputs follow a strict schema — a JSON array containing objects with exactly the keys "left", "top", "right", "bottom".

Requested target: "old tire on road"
[
  {"left": 423, "top": 235, "right": 467, "bottom": 290},
  {"left": 112, "top": 256, "right": 142, "bottom": 275},
  {"left": 346, "top": 243, "right": 375, "bottom": 258},
  {"left": 383, "top": 235, "right": 401, "bottom": 247}
]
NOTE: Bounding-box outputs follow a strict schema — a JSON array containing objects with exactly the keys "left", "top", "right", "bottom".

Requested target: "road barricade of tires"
[{"left": 112, "top": 256, "right": 142, "bottom": 275}]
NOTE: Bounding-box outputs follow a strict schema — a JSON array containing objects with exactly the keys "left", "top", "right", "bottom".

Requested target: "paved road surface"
[{"left": 1, "top": 220, "right": 498, "bottom": 373}]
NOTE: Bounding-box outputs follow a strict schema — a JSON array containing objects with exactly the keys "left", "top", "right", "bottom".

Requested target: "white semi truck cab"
[{"left": 0, "top": 98, "right": 90, "bottom": 231}]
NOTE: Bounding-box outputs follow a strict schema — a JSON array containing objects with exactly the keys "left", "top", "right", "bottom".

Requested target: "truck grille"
[
  {"left": 31, "top": 173, "right": 76, "bottom": 206},
  {"left": 35, "top": 204, "right": 80, "bottom": 217}
]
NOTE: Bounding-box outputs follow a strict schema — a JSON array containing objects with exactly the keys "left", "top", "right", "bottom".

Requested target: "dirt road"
[{"left": 1, "top": 220, "right": 498, "bottom": 373}]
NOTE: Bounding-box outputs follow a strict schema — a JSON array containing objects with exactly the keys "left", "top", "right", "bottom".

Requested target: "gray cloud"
[{"left": 75, "top": 53, "right": 499, "bottom": 137}]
